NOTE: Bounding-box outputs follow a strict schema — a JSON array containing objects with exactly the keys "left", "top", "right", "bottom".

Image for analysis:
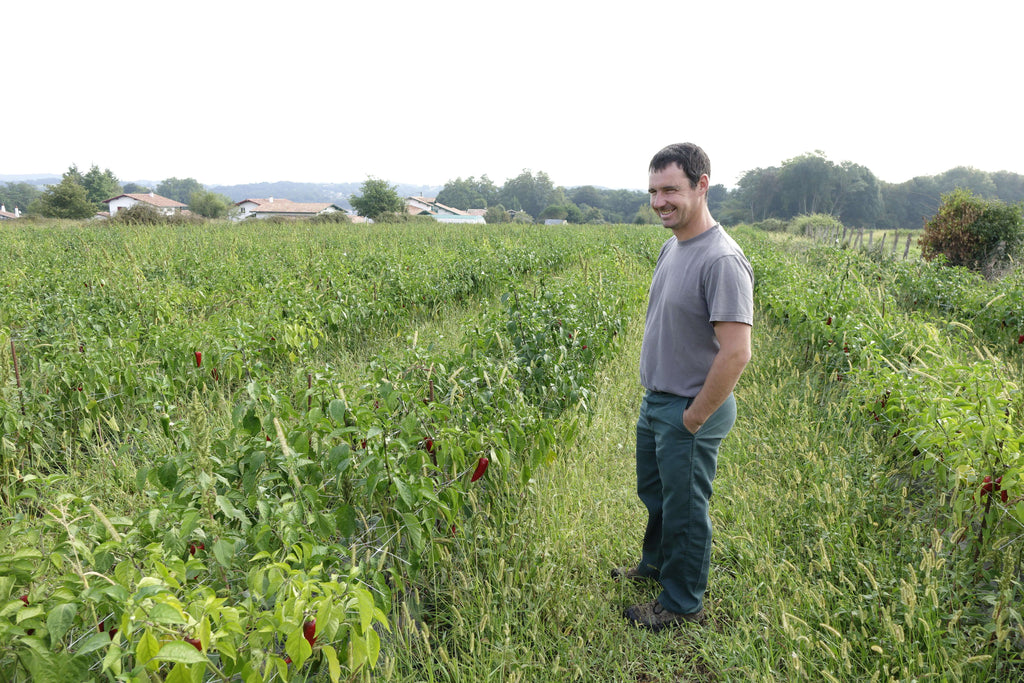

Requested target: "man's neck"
[{"left": 672, "top": 211, "right": 717, "bottom": 242}]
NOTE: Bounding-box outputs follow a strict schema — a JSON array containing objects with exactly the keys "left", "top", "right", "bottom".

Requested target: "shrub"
[
  {"left": 788, "top": 213, "right": 844, "bottom": 238},
  {"left": 753, "top": 217, "right": 788, "bottom": 233},
  {"left": 308, "top": 211, "right": 350, "bottom": 224},
  {"left": 109, "top": 203, "right": 164, "bottom": 225},
  {"left": 919, "top": 188, "right": 1024, "bottom": 275}
]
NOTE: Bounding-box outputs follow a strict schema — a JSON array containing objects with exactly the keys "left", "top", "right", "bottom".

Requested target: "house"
[
  {"left": 405, "top": 196, "right": 486, "bottom": 224},
  {"left": 0, "top": 204, "right": 21, "bottom": 220},
  {"left": 234, "top": 197, "right": 347, "bottom": 220},
  {"left": 104, "top": 192, "right": 187, "bottom": 216}
]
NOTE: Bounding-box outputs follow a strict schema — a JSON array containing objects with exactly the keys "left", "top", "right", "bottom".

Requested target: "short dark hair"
[{"left": 649, "top": 143, "right": 711, "bottom": 189}]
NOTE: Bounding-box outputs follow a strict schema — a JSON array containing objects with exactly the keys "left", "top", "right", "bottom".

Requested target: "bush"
[
  {"left": 919, "top": 188, "right": 1024, "bottom": 275},
  {"left": 753, "top": 217, "right": 788, "bottom": 233},
  {"left": 109, "top": 203, "right": 164, "bottom": 226},
  {"left": 788, "top": 213, "right": 844, "bottom": 238},
  {"left": 308, "top": 211, "right": 350, "bottom": 224}
]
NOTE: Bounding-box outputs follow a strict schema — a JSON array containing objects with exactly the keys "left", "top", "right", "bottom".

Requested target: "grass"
[{"left": 378, "top": 306, "right": 1024, "bottom": 681}]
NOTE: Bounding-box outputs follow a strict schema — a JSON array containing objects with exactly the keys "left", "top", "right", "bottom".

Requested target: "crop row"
[
  {"left": 737, "top": 228, "right": 1023, "bottom": 551},
  {"left": 0, "top": 221, "right": 659, "bottom": 680}
]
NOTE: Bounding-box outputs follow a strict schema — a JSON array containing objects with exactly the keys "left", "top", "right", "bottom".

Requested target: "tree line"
[
  {"left": 434, "top": 156, "right": 1024, "bottom": 229},
  {"left": 1, "top": 166, "right": 233, "bottom": 219},
  {"left": 711, "top": 151, "right": 1024, "bottom": 230},
  {"left": 6, "top": 154, "right": 1023, "bottom": 228}
]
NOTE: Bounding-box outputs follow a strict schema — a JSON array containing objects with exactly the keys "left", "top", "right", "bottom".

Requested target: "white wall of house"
[
  {"left": 108, "top": 196, "right": 179, "bottom": 216},
  {"left": 107, "top": 196, "right": 139, "bottom": 215}
]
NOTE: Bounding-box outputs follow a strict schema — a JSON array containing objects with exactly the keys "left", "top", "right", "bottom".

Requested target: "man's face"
[{"left": 648, "top": 164, "right": 705, "bottom": 232}]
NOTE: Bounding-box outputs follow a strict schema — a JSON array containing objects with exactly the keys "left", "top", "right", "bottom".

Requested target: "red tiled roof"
[
  {"left": 255, "top": 201, "right": 336, "bottom": 214},
  {"left": 105, "top": 193, "right": 187, "bottom": 208}
]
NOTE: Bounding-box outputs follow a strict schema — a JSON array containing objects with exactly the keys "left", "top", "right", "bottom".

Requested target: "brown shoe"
[
  {"left": 623, "top": 599, "right": 706, "bottom": 631},
  {"left": 611, "top": 566, "right": 658, "bottom": 582}
]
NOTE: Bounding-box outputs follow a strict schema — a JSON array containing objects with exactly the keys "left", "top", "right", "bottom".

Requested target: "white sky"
[{"left": 3, "top": 0, "right": 1021, "bottom": 191}]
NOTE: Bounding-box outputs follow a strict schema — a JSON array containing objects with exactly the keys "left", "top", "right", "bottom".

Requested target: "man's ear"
[{"left": 698, "top": 174, "right": 710, "bottom": 196}]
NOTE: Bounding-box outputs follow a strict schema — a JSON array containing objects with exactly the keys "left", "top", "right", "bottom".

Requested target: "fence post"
[{"left": 903, "top": 234, "right": 912, "bottom": 260}]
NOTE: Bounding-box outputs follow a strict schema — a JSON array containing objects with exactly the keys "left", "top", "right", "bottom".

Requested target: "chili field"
[{"left": 1, "top": 219, "right": 1022, "bottom": 681}]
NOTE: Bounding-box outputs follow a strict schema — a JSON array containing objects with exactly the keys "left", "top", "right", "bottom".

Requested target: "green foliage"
[
  {"left": 307, "top": 210, "right": 350, "bottom": 224},
  {"left": 745, "top": 227, "right": 1024, "bottom": 555},
  {"left": 122, "top": 182, "right": 152, "bottom": 194},
  {"left": 919, "top": 188, "right": 1024, "bottom": 273},
  {"left": 350, "top": 177, "right": 404, "bottom": 221},
  {"left": 788, "top": 212, "right": 844, "bottom": 238},
  {"left": 0, "top": 221, "right": 649, "bottom": 679},
  {"left": 484, "top": 204, "right": 509, "bottom": 224},
  {"left": 28, "top": 176, "right": 95, "bottom": 219},
  {"left": 82, "top": 165, "right": 122, "bottom": 209},
  {"left": 498, "top": 170, "right": 555, "bottom": 218},
  {"left": 0, "top": 182, "right": 41, "bottom": 213},
  {"left": 539, "top": 204, "right": 568, "bottom": 221},
  {"left": 156, "top": 177, "right": 205, "bottom": 204},
  {"left": 632, "top": 204, "right": 658, "bottom": 224},
  {"left": 109, "top": 202, "right": 164, "bottom": 225},
  {"left": 752, "top": 217, "right": 788, "bottom": 232},
  {"left": 436, "top": 175, "right": 496, "bottom": 210},
  {"left": 188, "top": 189, "right": 232, "bottom": 219}
]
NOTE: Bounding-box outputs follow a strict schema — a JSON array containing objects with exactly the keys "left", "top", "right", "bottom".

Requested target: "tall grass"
[{"left": 381, "top": 306, "right": 1023, "bottom": 681}]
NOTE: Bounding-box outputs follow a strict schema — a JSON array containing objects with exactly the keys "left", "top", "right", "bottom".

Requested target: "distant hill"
[
  {"left": 207, "top": 181, "right": 445, "bottom": 211},
  {"left": 1, "top": 174, "right": 60, "bottom": 186}
]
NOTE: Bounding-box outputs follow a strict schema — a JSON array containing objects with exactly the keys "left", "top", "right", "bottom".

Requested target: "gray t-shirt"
[{"left": 639, "top": 225, "right": 754, "bottom": 397}]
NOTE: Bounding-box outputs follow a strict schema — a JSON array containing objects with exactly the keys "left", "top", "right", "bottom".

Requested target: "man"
[{"left": 617, "top": 143, "right": 753, "bottom": 631}]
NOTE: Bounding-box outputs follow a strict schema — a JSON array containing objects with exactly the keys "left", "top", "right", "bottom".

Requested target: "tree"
[
  {"left": 484, "top": 204, "right": 509, "bottom": 224},
  {"left": 0, "top": 182, "right": 42, "bottom": 213},
  {"left": 29, "top": 176, "right": 96, "bottom": 219},
  {"left": 82, "top": 165, "right": 122, "bottom": 209},
  {"left": 833, "top": 162, "right": 882, "bottom": 228},
  {"left": 499, "top": 170, "right": 555, "bottom": 218},
  {"left": 157, "top": 177, "right": 205, "bottom": 204},
  {"left": 350, "top": 177, "right": 404, "bottom": 220},
  {"left": 919, "top": 188, "right": 1024, "bottom": 274},
  {"left": 436, "top": 175, "right": 497, "bottom": 210},
  {"left": 189, "top": 190, "right": 232, "bottom": 219},
  {"left": 123, "top": 182, "right": 152, "bottom": 194},
  {"left": 571, "top": 185, "right": 604, "bottom": 211}
]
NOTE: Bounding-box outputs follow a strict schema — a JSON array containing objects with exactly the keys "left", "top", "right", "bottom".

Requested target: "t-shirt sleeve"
[{"left": 705, "top": 254, "right": 754, "bottom": 325}]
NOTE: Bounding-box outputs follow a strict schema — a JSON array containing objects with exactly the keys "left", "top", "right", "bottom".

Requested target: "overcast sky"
[{"left": 4, "top": 0, "right": 1021, "bottom": 191}]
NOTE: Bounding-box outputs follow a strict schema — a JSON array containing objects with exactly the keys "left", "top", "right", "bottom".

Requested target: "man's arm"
[{"left": 683, "top": 321, "right": 752, "bottom": 433}]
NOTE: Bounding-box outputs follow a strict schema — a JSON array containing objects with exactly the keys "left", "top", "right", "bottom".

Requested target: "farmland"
[{"left": 1, "top": 219, "right": 1023, "bottom": 681}]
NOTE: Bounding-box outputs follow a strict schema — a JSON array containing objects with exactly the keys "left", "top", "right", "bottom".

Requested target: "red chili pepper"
[
  {"left": 185, "top": 637, "right": 202, "bottom": 651},
  {"left": 194, "top": 351, "right": 202, "bottom": 367},
  {"left": 303, "top": 619, "right": 316, "bottom": 647},
  {"left": 1018, "top": 334, "right": 1024, "bottom": 344},
  {"left": 471, "top": 456, "right": 489, "bottom": 482}
]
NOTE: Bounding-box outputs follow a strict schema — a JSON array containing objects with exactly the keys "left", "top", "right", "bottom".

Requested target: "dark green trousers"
[{"left": 635, "top": 390, "right": 736, "bottom": 614}]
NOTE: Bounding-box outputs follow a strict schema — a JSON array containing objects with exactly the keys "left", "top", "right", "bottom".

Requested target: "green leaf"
[
  {"left": 149, "top": 602, "right": 186, "bottom": 625},
  {"left": 328, "top": 399, "right": 347, "bottom": 424},
  {"left": 335, "top": 505, "right": 356, "bottom": 537},
  {"left": 136, "top": 629, "right": 161, "bottom": 669},
  {"left": 212, "top": 538, "right": 235, "bottom": 567},
  {"left": 394, "top": 478, "right": 414, "bottom": 507},
  {"left": 155, "top": 640, "right": 208, "bottom": 664},
  {"left": 46, "top": 603, "right": 77, "bottom": 643},
  {"left": 158, "top": 460, "right": 178, "bottom": 489},
  {"left": 215, "top": 495, "right": 248, "bottom": 524},
  {"left": 77, "top": 631, "right": 114, "bottom": 656},
  {"left": 285, "top": 625, "right": 313, "bottom": 669},
  {"left": 323, "top": 644, "right": 342, "bottom": 682}
]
